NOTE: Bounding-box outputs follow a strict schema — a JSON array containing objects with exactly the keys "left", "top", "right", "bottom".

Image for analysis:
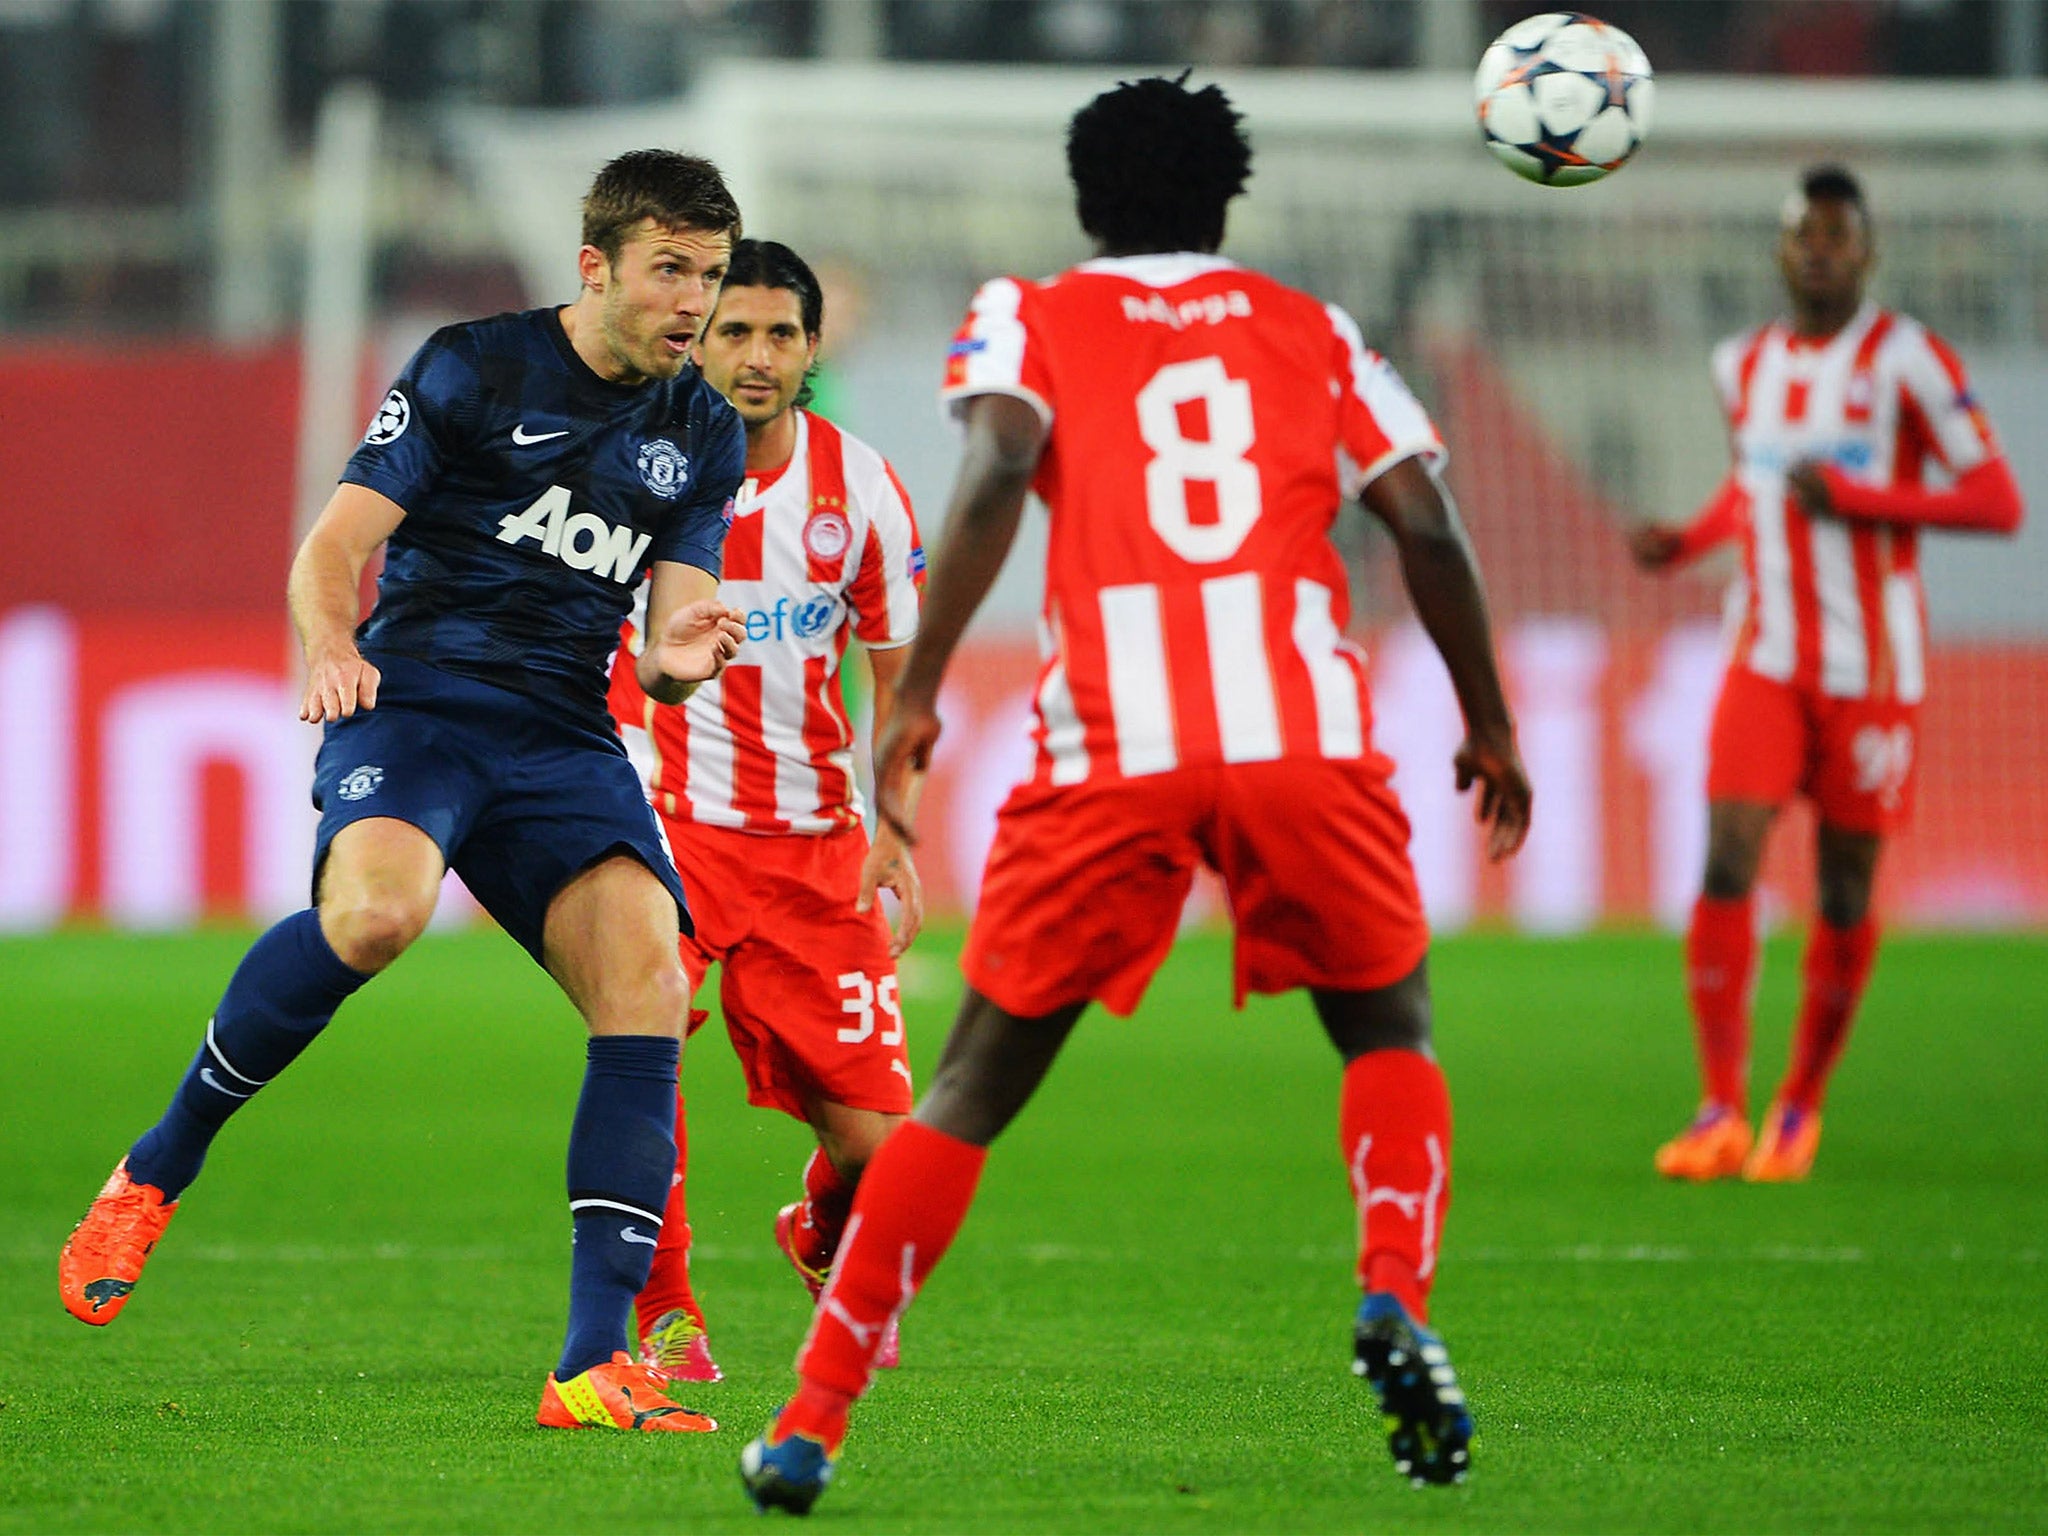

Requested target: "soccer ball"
[{"left": 1474, "top": 12, "right": 1654, "bottom": 187}]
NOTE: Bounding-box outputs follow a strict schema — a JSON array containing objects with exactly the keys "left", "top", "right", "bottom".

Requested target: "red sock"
[
  {"left": 1686, "top": 894, "right": 1757, "bottom": 1115},
  {"left": 634, "top": 1087, "right": 701, "bottom": 1338},
  {"left": 791, "top": 1120, "right": 985, "bottom": 1403},
  {"left": 1779, "top": 918, "right": 1877, "bottom": 1113},
  {"left": 1340, "top": 1049, "right": 1452, "bottom": 1324},
  {"left": 790, "top": 1147, "right": 856, "bottom": 1273}
]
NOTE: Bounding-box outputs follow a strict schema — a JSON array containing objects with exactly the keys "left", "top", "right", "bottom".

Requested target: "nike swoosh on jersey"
[{"left": 511, "top": 424, "right": 571, "bottom": 444}]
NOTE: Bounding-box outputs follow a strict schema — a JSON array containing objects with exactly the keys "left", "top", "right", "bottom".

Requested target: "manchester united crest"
[{"left": 637, "top": 439, "right": 689, "bottom": 500}]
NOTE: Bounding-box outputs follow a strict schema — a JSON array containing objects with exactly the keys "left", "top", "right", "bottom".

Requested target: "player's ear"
[{"left": 577, "top": 243, "right": 611, "bottom": 294}]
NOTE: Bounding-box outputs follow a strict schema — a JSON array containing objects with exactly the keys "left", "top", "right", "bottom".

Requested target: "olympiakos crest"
[
  {"left": 804, "top": 508, "right": 852, "bottom": 561},
  {"left": 637, "top": 439, "right": 689, "bottom": 499}
]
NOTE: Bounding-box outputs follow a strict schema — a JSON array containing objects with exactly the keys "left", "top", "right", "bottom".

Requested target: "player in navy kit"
[{"left": 60, "top": 150, "right": 750, "bottom": 1434}]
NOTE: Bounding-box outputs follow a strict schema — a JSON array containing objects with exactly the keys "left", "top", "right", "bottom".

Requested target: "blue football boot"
[
  {"left": 740, "top": 1413, "right": 836, "bottom": 1515},
  {"left": 1352, "top": 1292, "right": 1473, "bottom": 1486}
]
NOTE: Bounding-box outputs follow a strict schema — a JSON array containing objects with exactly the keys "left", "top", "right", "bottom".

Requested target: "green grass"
[{"left": 3, "top": 926, "right": 2045, "bottom": 1533}]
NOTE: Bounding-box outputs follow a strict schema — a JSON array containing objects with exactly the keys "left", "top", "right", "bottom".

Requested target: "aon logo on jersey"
[{"left": 496, "top": 485, "right": 651, "bottom": 584}]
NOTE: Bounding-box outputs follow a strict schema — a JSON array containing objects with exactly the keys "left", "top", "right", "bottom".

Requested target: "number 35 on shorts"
[
  {"left": 1851, "top": 722, "right": 1914, "bottom": 804},
  {"left": 836, "top": 972, "right": 905, "bottom": 1046}
]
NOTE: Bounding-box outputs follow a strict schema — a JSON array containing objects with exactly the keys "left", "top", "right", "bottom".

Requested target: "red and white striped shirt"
[
  {"left": 609, "top": 410, "right": 923, "bottom": 834},
  {"left": 1714, "top": 304, "right": 1999, "bottom": 703},
  {"left": 943, "top": 253, "right": 1443, "bottom": 787}
]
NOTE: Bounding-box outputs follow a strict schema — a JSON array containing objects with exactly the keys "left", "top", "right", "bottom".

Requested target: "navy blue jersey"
[{"left": 342, "top": 306, "right": 743, "bottom": 725}]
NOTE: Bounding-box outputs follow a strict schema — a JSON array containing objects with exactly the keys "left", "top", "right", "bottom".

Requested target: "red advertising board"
[{"left": 4, "top": 344, "right": 2041, "bottom": 931}]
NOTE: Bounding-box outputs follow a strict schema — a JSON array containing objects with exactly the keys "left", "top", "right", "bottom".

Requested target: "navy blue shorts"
[{"left": 311, "top": 654, "right": 690, "bottom": 963}]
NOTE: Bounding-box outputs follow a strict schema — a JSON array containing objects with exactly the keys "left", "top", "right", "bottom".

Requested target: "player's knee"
[
  {"left": 320, "top": 892, "right": 431, "bottom": 972},
  {"left": 1701, "top": 838, "right": 1762, "bottom": 900},
  {"left": 642, "top": 959, "right": 690, "bottom": 1036},
  {"left": 818, "top": 1118, "right": 902, "bottom": 1183},
  {"left": 1817, "top": 873, "right": 1872, "bottom": 929},
  {"left": 595, "top": 955, "right": 689, "bottom": 1037}
]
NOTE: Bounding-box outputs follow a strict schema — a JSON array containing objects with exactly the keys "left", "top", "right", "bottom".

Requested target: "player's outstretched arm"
[
  {"left": 1789, "top": 457, "right": 2024, "bottom": 535},
  {"left": 872, "top": 392, "right": 1047, "bottom": 843},
  {"left": 1360, "top": 455, "right": 1531, "bottom": 861},
  {"left": 1628, "top": 475, "right": 1746, "bottom": 572},
  {"left": 638, "top": 560, "right": 746, "bottom": 704},
  {"left": 291, "top": 482, "right": 407, "bottom": 723},
  {"left": 858, "top": 644, "right": 925, "bottom": 955}
]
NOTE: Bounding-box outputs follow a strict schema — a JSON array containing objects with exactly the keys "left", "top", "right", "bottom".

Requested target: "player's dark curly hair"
[
  {"left": 1067, "top": 73, "right": 1252, "bottom": 255},
  {"left": 582, "top": 149, "right": 742, "bottom": 263},
  {"left": 725, "top": 239, "right": 824, "bottom": 337},
  {"left": 718, "top": 238, "right": 824, "bottom": 406},
  {"left": 1801, "top": 164, "right": 1867, "bottom": 213}
]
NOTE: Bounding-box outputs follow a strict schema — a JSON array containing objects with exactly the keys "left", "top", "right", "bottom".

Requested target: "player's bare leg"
[
  {"left": 1313, "top": 965, "right": 1472, "bottom": 1487},
  {"left": 1658, "top": 799, "right": 1775, "bottom": 1180},
  {"left": 742, "top": 991, "right": 1084, "bottom": 1511},
  {"left": 59, "top": 819, "right": 435, "bottom": 1326},
  {"left": 533, "top": 856, "right": 714, "bottom": 1431},
  {"left": 316, "top": 818, "right": 446, "bottom": 972},
  {"left": 1749, "top": 824, "right": 1882, "bottom": 1181}
]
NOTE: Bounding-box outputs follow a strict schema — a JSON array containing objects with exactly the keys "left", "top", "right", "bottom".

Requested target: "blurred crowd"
[
  {"left": 0, "top": 0, "right": 2032, "bottom": 335},
  {"left": 0, "top": 1, "right": 2028, "bottom": 203}
]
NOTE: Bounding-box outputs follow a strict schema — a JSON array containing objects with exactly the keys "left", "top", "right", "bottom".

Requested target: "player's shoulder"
[
  {"left": 425, "top": 305, "right": 557, "bottom": 364},
  {"left": 801, "top": 408, "right": 881, "bottom": 473},
  {"left": 1870, "top": 307, "right": 1949, "bottom": 363},
  {"left": 1711, "top": 321, "right": 1775, "bottom": 370},
  {"left": 800, "top": 410, "right": 910, "bottom": 513}
]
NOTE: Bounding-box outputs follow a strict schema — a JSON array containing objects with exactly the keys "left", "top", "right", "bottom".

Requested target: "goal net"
[{"left": 447, "top": 65, "right": 2048, "bottom": 930}]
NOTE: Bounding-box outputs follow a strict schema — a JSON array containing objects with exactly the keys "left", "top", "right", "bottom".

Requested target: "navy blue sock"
[
  {"left": 558, "top": 1034, "right": 680, "bottom": 1379},
  {"left": 127, "top": 910, "right": 369, "bottom": 1201}
]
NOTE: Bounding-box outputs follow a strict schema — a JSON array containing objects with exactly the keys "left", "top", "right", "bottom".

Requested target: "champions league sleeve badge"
[
  {"left": 363, "top": 389, "right": 411, "bottom": 445},
  {"left": 637, "top": 439, "right": 690, "bottom": 500}
]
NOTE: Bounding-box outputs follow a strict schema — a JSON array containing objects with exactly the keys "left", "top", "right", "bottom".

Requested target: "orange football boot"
[
  {"left": 776, "top": 1202, "right": 899, "bottom": 1369},
  {"left": 537, "top": 1352, "right": 717, "bottom": 1433},
  {"left": 1653, "top": 1105, "right": 1753, "bottom": 1181},
  {"left": 1743, "top": 1101, "right": 1822, "bottom": 1182},
  {"left": 60, "top": 1159, "right": 178, "bottom": 1325}
]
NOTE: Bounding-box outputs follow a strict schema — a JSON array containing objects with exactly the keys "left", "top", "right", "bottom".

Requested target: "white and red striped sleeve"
[
  {"left": 1324, "top": 303, "right": 1444, "bottom": 499},
  {"left": 939, "top": 277, "right": 1053, "bottom": 428},
  {"left": 1709, "top": 325, "right": 1770, "bottom": 430},
  {"left": 845, "top": 449, "right": 923, "bottom": 649},
  {"left": 1894, "top": 321, "right": 1999, "bottom": 476}
]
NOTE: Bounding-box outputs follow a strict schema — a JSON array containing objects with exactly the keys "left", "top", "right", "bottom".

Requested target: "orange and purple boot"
[
  {"left": 1653, "top": 1104, "right": 1753, "bottom": 1181},
  {"left": 1743, "top": 1101, "right": 1822, "bottom": 1182},
  {"left": 60, "top": 1159, "right": 178, "bottom": 1326},
  {"left": 537, "top": 1351, "right": 717, "bottom": 1433}
]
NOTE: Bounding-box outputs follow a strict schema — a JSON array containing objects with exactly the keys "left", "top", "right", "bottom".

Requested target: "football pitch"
[{"left": 4, "top": 926, "right": 2044, "bottom": 1534}]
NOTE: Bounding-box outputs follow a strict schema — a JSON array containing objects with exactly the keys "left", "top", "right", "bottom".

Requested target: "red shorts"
[
  {"left": 666, "top": 821, "right": 913, "bottom": 1121},
  {"left": 1705, "top": 666, "right": 1920, "bottom": 834},
  {"left": 963, "top": 756, "right": 1430, "bottom": 1019}
]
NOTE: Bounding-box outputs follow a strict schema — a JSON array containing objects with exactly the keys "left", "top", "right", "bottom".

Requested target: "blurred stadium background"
[{"left": 3, "top": 0, "right": 2046, "bottom": 938}]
